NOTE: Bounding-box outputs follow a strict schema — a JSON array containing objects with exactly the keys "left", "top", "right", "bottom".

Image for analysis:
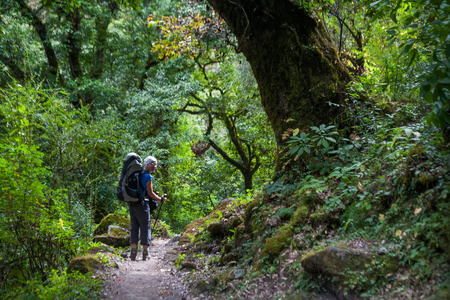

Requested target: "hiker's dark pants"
[{"left": 129, "top": 202, "right": 151, "bottom": 246}]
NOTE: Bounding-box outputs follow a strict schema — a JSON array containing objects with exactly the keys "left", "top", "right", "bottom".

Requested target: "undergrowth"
[{"left": 181, "top": 91, "right": 449, "bottom": 299}]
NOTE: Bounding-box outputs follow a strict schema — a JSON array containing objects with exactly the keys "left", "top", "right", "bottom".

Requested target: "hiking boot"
[
  {"left": 142, "top": 248, "right": 148, "bottom": 261},
  {"left": 130, "top": 248, "right": 137, "bottom": 261}
]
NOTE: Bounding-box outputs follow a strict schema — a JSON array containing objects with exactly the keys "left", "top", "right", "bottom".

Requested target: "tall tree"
[
  {"left": 16, "top": 0, "right": 62, "bottom": 82},
  {"left": 182, "top": 56, "right": 272, "bottom": 191},
  {"left": 206, "top": 0, "right": 352, "bottom": 171}
]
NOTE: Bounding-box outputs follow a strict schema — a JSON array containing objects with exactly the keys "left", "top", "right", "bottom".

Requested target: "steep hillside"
[{"left": 174, "top": 100, "right": 450, "bottom": 299}]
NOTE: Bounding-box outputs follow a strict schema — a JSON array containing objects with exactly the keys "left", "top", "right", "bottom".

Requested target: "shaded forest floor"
[
  {"left": 98, "top": 237, "right": 333, "bottom": 300},
  {"left": 100, "top": 238, "right": 193, "bottom": 300}
]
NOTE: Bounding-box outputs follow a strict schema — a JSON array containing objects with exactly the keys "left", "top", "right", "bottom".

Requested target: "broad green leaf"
[{"left": 404, "top": 128, "right": 413, "bottom": 138}]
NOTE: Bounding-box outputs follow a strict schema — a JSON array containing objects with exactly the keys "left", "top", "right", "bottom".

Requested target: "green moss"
[
  {"left": 407, "top": 145, "right": 425, "bottom": 156},
  {"left": 179, "top": 199, "right": 233, "bottom": 246},
  {"left": 288, "top": 194, "right": 314, "bottom": 228},
  {"left": 259, "top": 195, "right": 314, "bottom": 261},
  {"left": 250, "top": 210, "right": 268, "bottom": 237},
  {"left": 108, "top": 227, "right": 127, "bottom": 237},
  {"left": 262, "top": 225, "right": 294, "bottom": 256},
  {"left": 301, "top": 244, "right": 398, "bottom": 293},
  {"left": 67, "top": 255, "right": 102, "bottom": 275},
  {"left": 93, "top": 214, "right": 130, "bottom": 236},
  {"left": 244, "top": 200, "right": 261, "bottom": 232}
]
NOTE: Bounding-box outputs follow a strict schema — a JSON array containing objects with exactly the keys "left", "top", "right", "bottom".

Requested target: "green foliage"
[
  {"left": 287, "top": 124, "right": 339, "bottom": 175},
  {"left": 4, "top": 269, "right": 102, "bottom": 299},
  {"left": 0, "top": 81, "right": 96, "bottom": 292},
  {"left": 1, "top": 0, "right": 449, "bottom": 298},
  {"left": 369, "top": 0, "right": 450, "bottom": 138},
  {"left": 175, "top": 253, "right": 186, "bottom": 269}
]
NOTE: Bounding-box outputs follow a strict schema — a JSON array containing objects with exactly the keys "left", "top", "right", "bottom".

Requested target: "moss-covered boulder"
[
  {"left": 87, "top": 244, "right": 115, "bottom": 255},
  {"left": 179, "top": 199, "right": 232, "bottom": 247},
  {"left": 258, "top": 194, "right": 314, "bottom": 262},
  {"left": 93, "top": 215, "right": 130, "bottom": 248},
  {"left": 67, "top": 255, "right": 104, "bottom": 275},
  {"left": 93, "top": 234, "right": 129, "bottom": 248},
  {"left": 93, "top": 213, "right": 130, "bottom": 236},
  {"left": 301, "top": 243, "right": 398, "bottom": 297}
]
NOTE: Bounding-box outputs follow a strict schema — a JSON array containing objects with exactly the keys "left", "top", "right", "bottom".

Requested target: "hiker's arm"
[{"left": 146, "top": 180, "right": 166, "bottom": 202}]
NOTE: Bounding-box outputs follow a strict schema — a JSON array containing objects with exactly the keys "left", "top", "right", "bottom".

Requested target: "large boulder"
[
  {"left": 67, "top": 244, "right": 117, "bottom": 275},
  {"left": 67, "top": 255, "right": 104, "bottom": 275},
  {"left": 301, "top": 243, "right": 398, "bottom": 299},
  {"left": 93, "top": 214, "right": 130, "bottom": 236},
  {"left": 93, "top": 234, "right": 129, "bottom": 248},
  {"left": 93, "top": 214, "right": 130, "bottom": 248},
  {"left": 178, "top": 199, "right": 233, "bottom": 248}
]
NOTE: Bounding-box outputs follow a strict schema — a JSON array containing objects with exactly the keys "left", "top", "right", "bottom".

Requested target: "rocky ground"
[{"left": 100, "top": 238, "right": 204, "bottom": 300}]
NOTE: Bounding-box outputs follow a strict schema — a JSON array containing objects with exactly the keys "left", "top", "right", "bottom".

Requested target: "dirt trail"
[{"left": 101, "top": 238, "right": 195, "bottom": 300}]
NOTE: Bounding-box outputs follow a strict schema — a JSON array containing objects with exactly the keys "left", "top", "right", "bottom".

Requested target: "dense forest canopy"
[{"left": 0, "top": 0, "right": 449, "bottom": 298}]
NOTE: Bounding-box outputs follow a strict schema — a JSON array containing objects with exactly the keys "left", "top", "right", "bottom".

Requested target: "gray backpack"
[{"left": 116, "top": 153, "right": 143, "bottom": 202}]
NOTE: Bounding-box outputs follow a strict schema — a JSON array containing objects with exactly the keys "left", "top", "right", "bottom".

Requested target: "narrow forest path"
[{"left": 100, "top": 238, "right": 199, "bottom": 300}]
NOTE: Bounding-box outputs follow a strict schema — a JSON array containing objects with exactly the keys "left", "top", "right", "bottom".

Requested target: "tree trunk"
[
  {"left": 92, "top": 2, "right": 119, "bottom": 79},
  {"left": 17, "top": 0, "right": 61, "bottom": 82},
  {"left": 206, "top": 0, "right": 352, "bottom": 170},
  {"left": 92, "top": 13, "right": 111, "bottom": 79},
  {"left": 66, "top": 8, "right": 83, "bottom": 79}
]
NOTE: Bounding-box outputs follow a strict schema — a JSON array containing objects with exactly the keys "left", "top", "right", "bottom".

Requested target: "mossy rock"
[
  {"left": 262, "top": 225, "right": 295, "bottom": 257},
  {"left": 179, "top": 199, "right": 232, "bottom": 247},
  {"left": 207, "top": 221, "right": 228, "bottom": 237},
  {"left": 87, "top": 244, "right": 115, "bottom": 255},
  {"left": 93, "top": 234, "right": 129, "bottom": 248},
  {"left": 181, "top": 254, "right": 198, "bottom": 270},
  {"left": 258, "top": 194, "right": 314, "bottom": 262},
  {"left": 109, "top": 226, "right": 128, "bottom": 237},
  {"left": 67, "top": 255, "right": 103, "bottom": 275},
  {"left": 301, "top": 244, "right": 398, "bottom": 295},
  {"left": 230, "top": 216, "right": 243, "bottom": 230},
  {"left": 178, "top": 218, "right": 208, "bottom": 247},
  {"left": 93, "top": 214, "right": 130, "bottom": 236},
  {"left": 195, "top": 278, "right": 218, "bottom": 293},
  {"left": 310, "top": 210, "right": 339, "bottom": 228},
  {"left": 208, "top": 270, "right": 234, "bottom": 287},
  {"left": 206, "top": 216, "right": 242, "bottom": 238}
]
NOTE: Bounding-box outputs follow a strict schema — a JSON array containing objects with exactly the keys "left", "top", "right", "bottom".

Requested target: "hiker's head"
[{"left": 144, "top": 156, "right": 158, "bottom": 172}]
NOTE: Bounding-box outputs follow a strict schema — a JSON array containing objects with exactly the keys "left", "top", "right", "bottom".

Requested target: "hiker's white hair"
[{"left": 144, "top": 156, "right": 157, "bottom": 166}]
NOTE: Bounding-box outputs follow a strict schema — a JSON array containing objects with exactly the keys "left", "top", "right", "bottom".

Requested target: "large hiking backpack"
[{"left": 116, "top": 153, "right": 143, "bottom": 202}]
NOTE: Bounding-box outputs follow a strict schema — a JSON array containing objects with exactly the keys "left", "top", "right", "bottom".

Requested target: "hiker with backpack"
[
  {"left": 129, "top": 155, "right": 166, "bottom": 261},
  {"left": 116, "top": 153, "right": 167, "bottom": 261}
]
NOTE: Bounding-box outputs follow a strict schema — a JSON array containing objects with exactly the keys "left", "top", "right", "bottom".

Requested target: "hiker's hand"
[{"left": 161, "top": 194, "right": 167, "bottom": 203}]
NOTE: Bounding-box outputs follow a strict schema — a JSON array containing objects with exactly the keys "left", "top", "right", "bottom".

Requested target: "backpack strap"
[{"left": 138, "top": 170, "right": 148, "bottom": 197}]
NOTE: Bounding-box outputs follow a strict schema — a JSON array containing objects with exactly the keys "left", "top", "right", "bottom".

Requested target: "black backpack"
[
  {"left": 116, "top": 153, "right": 159, "bottom": 212},
  {"left": 116, "top": 153, "right": 143, "bottom": 202}
]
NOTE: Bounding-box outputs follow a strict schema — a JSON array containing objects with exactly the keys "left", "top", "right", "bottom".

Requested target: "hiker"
[{"left": 129, "top": 155, "right": 166, "bottom": 261}]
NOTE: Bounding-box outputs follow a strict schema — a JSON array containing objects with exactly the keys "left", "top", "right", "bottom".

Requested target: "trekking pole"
[{"left": 152, "top": 194, "right": 166, "bottom": 230}]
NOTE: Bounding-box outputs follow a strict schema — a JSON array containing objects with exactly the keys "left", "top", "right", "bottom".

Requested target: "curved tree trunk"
[{"left": 207, "top": 0, "right": 352, "bottom": 170}]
